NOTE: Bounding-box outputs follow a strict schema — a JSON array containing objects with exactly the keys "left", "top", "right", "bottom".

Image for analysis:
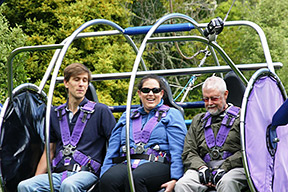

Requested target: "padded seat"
[
  {"left": 224, "top": 71, "right": 246, "bottom": 107},
  {"left": 160, "top": 76, "right": 184, "bottom": 116}
]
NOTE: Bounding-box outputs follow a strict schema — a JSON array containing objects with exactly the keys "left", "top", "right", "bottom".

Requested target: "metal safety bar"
[
  {"left": 4, "top": 12, "right": 278, "bottom": 192},
  {"left": 124, "top": 13, "right": 277, "bottom": 191}
]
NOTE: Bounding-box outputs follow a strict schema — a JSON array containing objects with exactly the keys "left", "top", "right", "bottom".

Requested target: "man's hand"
[
  {"left": 198, "top": 166, "right": 211, "bottom": 185},
  {"left": 212, "top": 169, "right": 225, "bottom": 185}
]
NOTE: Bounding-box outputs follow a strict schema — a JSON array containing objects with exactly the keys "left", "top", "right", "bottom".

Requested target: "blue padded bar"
[
  {"left": 124, "top": 23, "right": 195, "bottom": 35},
  {"left": 185, "top": 120, "right": 192, "bottom": 125},
  {"left": 178, "top": 101, "right": 205, "bottom": 109}
]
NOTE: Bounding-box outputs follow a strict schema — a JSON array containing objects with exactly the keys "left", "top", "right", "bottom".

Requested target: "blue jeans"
[{"left": 17, "top": 171, "right": 98, "bottom": 192}]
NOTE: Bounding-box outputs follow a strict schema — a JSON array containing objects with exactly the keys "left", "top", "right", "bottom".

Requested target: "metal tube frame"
[
  {"left": 4, "top": 13, "right": 277, "bottom": 192},
  {"left": 5, "top": 19, "right": 143, "bottom": 192},
  {"left": 240, "top": 68, "right": 286, "bottom": 192},
  {"left": 124, "top": 13, "right": 276, "bottom": 191}
]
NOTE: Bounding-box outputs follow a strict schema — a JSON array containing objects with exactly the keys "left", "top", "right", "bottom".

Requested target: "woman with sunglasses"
[{"left": 99, "top": 74, "right": 187, "bottom": 192}]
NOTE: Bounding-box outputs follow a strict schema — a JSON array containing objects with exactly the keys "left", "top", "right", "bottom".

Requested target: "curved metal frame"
[
  {"left": 125, "top": 13, "right": 269, "bottom": 191},
  {"left": 43, "top": 19, "right": 145, "bottom": 192},
  {"left": 3, "top": 12, "right": 277, "bottom": 192},
  {"left": 7, "top": 22, "right": 146, "bottom": 100},
  {"left": 240, "top": 68, "right": 286, "bottom": 191},
  {"left": 5, "top": 19, "right": 144, "bottom": 192}
]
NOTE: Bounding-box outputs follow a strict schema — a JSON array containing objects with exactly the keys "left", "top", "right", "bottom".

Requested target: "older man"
[{"left": 175, "top": 76, "right": 247, "bottom": 192}]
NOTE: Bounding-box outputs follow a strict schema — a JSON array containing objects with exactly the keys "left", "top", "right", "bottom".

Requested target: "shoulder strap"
[
  {"left": 55, "top": 103, "right": 67, "bottom": 121},
  {"left": 133, "top": 105, "right": 170, "bottom": 144},
  {"left": 204, "top": 105, "right": 240, "bottom": 148},
  {"left": 222, "top": 105, "right": 240, "bottom": 127}
]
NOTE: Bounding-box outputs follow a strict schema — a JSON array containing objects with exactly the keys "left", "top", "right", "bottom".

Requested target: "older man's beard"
[{"left": 206, "top": 104, "right": 225, "bottom": 116}]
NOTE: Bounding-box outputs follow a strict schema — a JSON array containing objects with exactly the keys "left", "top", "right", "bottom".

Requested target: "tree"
[
  {"left": 243, "top": 0, "right": 288, "bottom": 89},
  {"left": 0, "top": 5, "right": 28, "bottom": 103},
  {"left": 2, "top": 0, "right": 137, "bottom": 112}
]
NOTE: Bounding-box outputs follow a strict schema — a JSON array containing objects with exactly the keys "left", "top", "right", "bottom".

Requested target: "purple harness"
[
  {"left": 52, "top": 101, "right": 101, "bottom": 176},
  {"left": 132, "top": 105, "right": 170, "bottom": 144},
  {"left": 202, "top": 105, "right": 240, "bottom": 163},
  {"left": 118, "top": 105, "right": 170, "bottom": 168}
]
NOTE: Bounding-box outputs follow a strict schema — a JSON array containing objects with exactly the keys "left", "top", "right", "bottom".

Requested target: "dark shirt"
[{"left": 50, "top": 98, "right": 116, "bottom": 171}]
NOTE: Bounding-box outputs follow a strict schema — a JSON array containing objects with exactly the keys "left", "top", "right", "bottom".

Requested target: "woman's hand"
[{"left": 160, "top": 179, "right": 177, "bottom": 192}]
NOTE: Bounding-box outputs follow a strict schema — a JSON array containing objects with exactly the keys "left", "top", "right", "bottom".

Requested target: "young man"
[
  {"left": 175, "top": 76, "right": 248, "bottom": 192},
  {"left": 18, "top": 63, "right": 116, "bottom": 192}
]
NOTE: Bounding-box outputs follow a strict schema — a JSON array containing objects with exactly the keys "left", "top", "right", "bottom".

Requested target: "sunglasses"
[
  {"left": 140, "top": 87, "right": 162, "bottom": 94},
  {"left": 202, "top": 96, "right": 221, "bottom": 102}
]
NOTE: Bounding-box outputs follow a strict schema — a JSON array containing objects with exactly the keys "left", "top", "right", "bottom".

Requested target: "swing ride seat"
[
  {"left": 0, "top": 83, "right": 46, "bottom": 192},
  {"left": 224, "top": 71, "right": 246, "bottom": 107},
  {"left": 1, "top": 9, "right": 286, "bottom": 192}
]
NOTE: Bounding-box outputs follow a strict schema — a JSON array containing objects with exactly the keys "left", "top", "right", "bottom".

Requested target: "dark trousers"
[{"left": 99, "top": 162, "right": 170, "bottom": 192}]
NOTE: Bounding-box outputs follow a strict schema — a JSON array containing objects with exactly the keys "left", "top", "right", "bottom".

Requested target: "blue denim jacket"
[{"left": 100, "top": 100, "right": 187, "bottom": 180}]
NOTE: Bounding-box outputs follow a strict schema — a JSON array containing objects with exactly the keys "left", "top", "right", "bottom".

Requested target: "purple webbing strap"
[
  {"left": 133, "top": 105, "right": 169, "bottom": 144},
  {"left": 70, "top": 102, "right": 96, "bottom": 146},
  {"left": 53, "top": 101, "right": 96, "bottom": 168},
  {"left": 56, "top": 104, "right": 70, "bottom": 146},
  {"left": 52, "top": 151, "right": 63, "bottom": 167},
  {"left": 73, "top": 150, "right": 101, "bottom": 173},
  {"left": 216, "top": 106, "right": 240, "bottom": 147},
  {"left": 204, "top": 106, "right": 240, "bottom": 148},
  {"left": 59, "top": 101, "right": 96, "bottom": 147},
  {"left": 203, "top": 151, "right": 233, "bottom": 163}
]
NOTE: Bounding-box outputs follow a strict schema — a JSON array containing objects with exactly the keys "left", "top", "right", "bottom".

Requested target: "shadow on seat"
[
  {"left": 160, "top": 76, "right": 185, "bottom": 116},
  {"left": 86, "top": 83, "right": 99, "bottom": 102},
  {"left": 224, "top": 71, "right": 246, "bottom": 107}
]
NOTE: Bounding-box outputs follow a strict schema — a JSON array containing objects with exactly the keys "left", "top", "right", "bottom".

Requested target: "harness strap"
[
  {"left": 52, "top": 101, "right": 97, "bottom": 170},
  {"left": 203, "top": 151, "right": 232, "bottom": 163},
  {"left": 132, "top": 105, "right": 170, "bottom": 144},
  {"left": 202, "top": 106, "right": 240, "bottom": 161},
  {"left": 52, "top": 149, "right": 101, "bottom": 173},
  {"left": 59, "top": 101, "right": 95, "bottom": 147},
  {"left": 113, "top": 148, "right": 170, "bottom": 164},
  {"left": 203, "top": 105, "right": 240, "bottom": 148}
]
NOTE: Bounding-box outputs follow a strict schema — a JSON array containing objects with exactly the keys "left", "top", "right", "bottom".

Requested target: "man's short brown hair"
[{"left": 64, "top": 63, "right": 92, "bottom": 83}]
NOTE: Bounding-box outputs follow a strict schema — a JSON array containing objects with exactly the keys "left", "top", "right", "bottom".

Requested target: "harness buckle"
[
  {"left": 135, "top": 142, "right": 145, "bottom": 154},
  {"left": 210, "top": 146, "right": 222, "bottom": 160},
  {"left": 80, "top": 106, "right": 95, "bottom": 114},
  {"left": 72, "top": 163, "right": 81, "bottom": 172},
  {"left": 63, "top": 144, "right": 76, "bottom": 156},
  {"left": 64, "top": 157, "right": 71, "bottom": 166}
]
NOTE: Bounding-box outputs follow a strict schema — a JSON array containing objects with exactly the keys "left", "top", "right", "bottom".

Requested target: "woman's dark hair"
[{"left": 137, "top": 74, "right": 168, "bottom": 100}]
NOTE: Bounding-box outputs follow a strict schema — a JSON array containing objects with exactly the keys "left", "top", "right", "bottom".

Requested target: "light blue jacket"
[{"left": 100, "top": 100, "right": 187, "bottom": 180}]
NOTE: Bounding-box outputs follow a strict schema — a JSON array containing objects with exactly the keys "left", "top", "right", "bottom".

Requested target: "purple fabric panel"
[
  {"left": 204, "top": 123, "right": 215, "bottom": 148},
  {"left": 245, "top": 76, "right": 285, "bottom": 191},
  {"left": 59, "top": 111, "right": 70, "bottom": 146},
  {"left": 132, "top": 117, "right": 142, "bottom": 144},
  {"left": 273, "top": 123, "right": 288, "bottom": 191},
  {"left": 52, "top": 152, "right": 63, "bottom": 167}
]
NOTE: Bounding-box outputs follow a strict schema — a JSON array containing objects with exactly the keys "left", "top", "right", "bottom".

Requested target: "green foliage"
[
  {"left": 2, "top": 0, "right": 288, "bottom": 120},
  {"left": 2, "top": 0, "right": 135, "bottom": 107},
  {"left": 244, "top": 0, "right": 288, "bottom": 90},
  {"left": 0, "top": 5, "right": 28, "bottom": 103}
]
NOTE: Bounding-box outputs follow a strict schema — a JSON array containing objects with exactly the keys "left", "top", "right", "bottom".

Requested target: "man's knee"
[
  {"left": 216, "top": 176, "right": 236, "bottom": 189},
  {"left": 175, "top": 176, "right": 192, "bottom": 191},
  {"left": 17, "top": 180, "right": 29, "bottom": 192},
  {"left": 60, "top": 178, "right": 78, "bottom": 191}
]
